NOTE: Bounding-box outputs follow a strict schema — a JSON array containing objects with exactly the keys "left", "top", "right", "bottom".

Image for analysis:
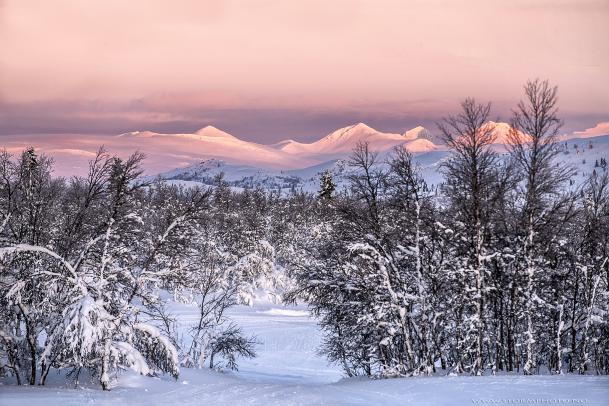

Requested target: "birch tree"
[{"left": 508, "top": 79, "right": 574, "bottom": 374}]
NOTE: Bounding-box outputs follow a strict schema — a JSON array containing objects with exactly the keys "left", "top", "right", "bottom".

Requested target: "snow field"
[{"left": 2, "top": 303, "right": 608, "bottom": 406}]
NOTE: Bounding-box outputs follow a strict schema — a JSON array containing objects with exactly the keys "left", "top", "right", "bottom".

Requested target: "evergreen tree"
[{"left": 317, "top": 170, "right": 336, "bottom": 200}]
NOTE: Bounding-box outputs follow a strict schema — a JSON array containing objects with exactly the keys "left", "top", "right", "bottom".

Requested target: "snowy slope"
[
  {"left": 1, "top": 303, "right": 608, "bottom": 406},
  {"left": 157, "top": 159, "right": 316, "bottom": 191},
  {"left": 156, "top": 147, "right": 452, "bottom": 193},
  {"left": 559, "top": 134, "right": 609, "bottom": 182}
]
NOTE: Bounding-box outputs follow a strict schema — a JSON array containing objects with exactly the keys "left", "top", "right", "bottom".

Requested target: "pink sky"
[{"left": 1, "top": 0, "right": 608, "bottom": 143}]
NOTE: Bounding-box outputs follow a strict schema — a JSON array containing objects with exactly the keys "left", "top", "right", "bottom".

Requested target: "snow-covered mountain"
[
  {"left": 118, "top": 126, "right": 316, "bottom": 170},
  {"left": 403, "top": 125, "right": 447, "bottom": 145},
  {"left": 146, "top": 121, "right": 609, "bottom": 194},
  {"left": 158, "top": 134, "right": 609, "bottom": 194},
  {"left": 276, "top": 123, "right": 437, "bottom": 158},
  {"left": 150, "top": 122, "right": 446, "bottom": 192},
  {"left": 120, "top": 123, "right": 439, "bottom": 172},
  {"left": 485, "top": 121, "right": 531, "bottom": 145}
]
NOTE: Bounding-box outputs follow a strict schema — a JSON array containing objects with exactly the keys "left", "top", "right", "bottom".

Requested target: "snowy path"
[
  {"left": 226, "top": 305, "right": 343, "bottom": 384},
  {"left": 1, "top": 304, "right": 608, "bottom": 405}
]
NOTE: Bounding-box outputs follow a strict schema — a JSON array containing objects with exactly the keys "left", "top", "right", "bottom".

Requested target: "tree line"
[{"left": 287, "top": 80, "right": 609, "bottom": 377}]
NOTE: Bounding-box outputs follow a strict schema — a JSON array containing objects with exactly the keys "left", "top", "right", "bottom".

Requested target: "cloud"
[
  {"left": 0, "top": 96, "right": 456, "bottom": 143},
  {"left": 573, "top": 122, "right": 609, "bottom": 138},
  {"left": 46, "top": 148, "right": 98, "bottom": 158},
  {"left": 1, "top": 1, "right": 607, "bottom": 145},
  {"left": 1, "top": 0, "right": 608, "bottom": 112}
]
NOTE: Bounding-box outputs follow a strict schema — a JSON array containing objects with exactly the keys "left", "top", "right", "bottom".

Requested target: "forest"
[{"left": 1, "top": 80, "right": 608, "bottom": 390}]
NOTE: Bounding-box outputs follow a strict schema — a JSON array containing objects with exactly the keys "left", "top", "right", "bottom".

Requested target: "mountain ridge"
[
  {"left": 120, "top": 120, "right": 608, "bottom": 180},
  {"left": 119, "top": 122, "right": 442, "bottom": 170}
]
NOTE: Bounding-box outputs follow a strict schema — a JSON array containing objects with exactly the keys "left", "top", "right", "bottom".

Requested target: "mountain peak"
[
  {"left": 485, "top": 121, "right": 510, "bottom": 129},
  {"left": 324, "top": 123, "right": 378, "bottom": 141},
  {"left": 483, "top": 121, "right": 531, "bottom": 144},
  {"left": 403, "top": 126, "right": 430, "bottom": 141},
  {"left": 194, "top": 125, "right": 236, "bottom": 139},
  {"left": 351, "top": 122, "right": 376, "bottom": 132}
]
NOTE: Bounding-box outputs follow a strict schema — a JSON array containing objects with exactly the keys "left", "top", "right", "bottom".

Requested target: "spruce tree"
[{"left": 317, "top": 170, "right": 336, "bottom": 200}]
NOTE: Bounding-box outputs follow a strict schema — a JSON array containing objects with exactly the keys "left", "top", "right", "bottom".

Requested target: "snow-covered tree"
[
  {"left": 438, "top": 98, "right": 503, "bottom": 375},
  {"left": 508, "top": 79, "right": 575, "bottom": 375},
  {"left": 318, "top": 170, "right": 336, "bottom": 200},
  {"left": 0, "top": 149, "right": 260, "bottom": 389}
]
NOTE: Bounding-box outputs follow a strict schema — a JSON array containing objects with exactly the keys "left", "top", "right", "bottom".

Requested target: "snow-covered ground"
[{"left": 1, "top": 303, "right": 608, "bottom": 405}]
